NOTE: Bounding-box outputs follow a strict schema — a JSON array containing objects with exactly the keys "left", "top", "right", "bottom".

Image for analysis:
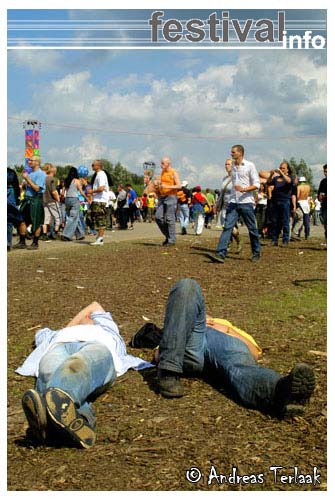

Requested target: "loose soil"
[{"left": 7, "top": 227, "right": 327, "bottom": 491}]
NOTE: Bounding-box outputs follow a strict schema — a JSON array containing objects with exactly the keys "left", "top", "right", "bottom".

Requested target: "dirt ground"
[{"left": 7, "top": 225, "right": 327, "bottom": 491}]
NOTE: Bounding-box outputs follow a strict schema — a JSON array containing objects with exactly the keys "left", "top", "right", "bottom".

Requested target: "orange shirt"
[{"left": 160, "top": 168, "right": 178, "bottom": 196}]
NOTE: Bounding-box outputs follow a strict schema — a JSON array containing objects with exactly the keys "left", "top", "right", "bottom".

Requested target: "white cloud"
[
  {"left": 8, "top": 50, "right": 326, "bottom": 188},
  {"left": 8, "top": 48, "right": 63, "bottom": 73}
]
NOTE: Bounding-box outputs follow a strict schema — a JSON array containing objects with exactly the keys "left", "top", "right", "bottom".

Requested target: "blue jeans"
[
  {"left": 36, "top": 342, "right": 116, "bottom": 428},
  {"left": 158, "top": 279, "right": 282, "bottom": 411},
  {"left": 155, "top": 196, "right": 177, "bottom": 243},
  {"left": 63, "top": 197, "right": 84, "bottom": 240},
  {"left": 178, "top": 204, "right": 190, "bottom": 230},
  {"left": 271, "top": 199, "right": 291, "bottom": 243},
  {"left": 217, "top": 203, "right": 260, "bottom": 258}
]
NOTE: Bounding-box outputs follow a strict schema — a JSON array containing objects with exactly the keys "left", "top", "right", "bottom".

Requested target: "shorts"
[
  {"left": 44, "top": 202, "right": 62, "bottom": 226},
  {"left": 20, "top": 195, "right": 44, "bottom": 232},
  {"left": 90, "top": 202, "right": 107, "bottom": 230}
]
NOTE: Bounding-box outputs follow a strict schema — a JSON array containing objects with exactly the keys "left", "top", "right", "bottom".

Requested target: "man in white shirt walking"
[
  {"left": 17, "top": 302, "right": 152, "bottom": 448},
  {"left": 208, "top": 144, "right": 261, "bottom": 263},
  {"left": 88, "top": 160, "right": 109, "bottom": 246}
]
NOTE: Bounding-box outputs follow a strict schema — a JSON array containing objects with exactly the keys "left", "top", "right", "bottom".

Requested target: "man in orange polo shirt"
[{"left": 154, "top": 157, "right": 181, "bottom": 246}]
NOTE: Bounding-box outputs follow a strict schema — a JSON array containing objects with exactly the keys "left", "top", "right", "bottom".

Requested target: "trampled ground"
[{"left": 7, "top": 225, "right": 327, "bottom": 491}]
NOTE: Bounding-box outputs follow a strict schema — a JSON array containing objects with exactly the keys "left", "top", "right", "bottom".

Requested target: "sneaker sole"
[
  {"left": 203, "top": 252, "right": 225, "bottom": 263},
  {"left": 45, "top": 388, "right": 96, "bottom": 448},
  {"left": 289, "top": 363, "right": 315, "bottom": 402},
  {"left": 22, "top": 389, "right": 47, "bottom": 442}
]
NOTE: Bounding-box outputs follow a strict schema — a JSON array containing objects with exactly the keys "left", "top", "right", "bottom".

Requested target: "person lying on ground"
[
  {"left": 137, "top": 278, "right": 315, "bottom": 418},
  {"left": 16, "top": 302, "right": 152, "bottom": 448}
]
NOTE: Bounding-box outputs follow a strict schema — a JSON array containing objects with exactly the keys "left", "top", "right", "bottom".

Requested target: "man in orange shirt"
[{"left": 154, "top": 157, "right": 181, "bottom": 246}]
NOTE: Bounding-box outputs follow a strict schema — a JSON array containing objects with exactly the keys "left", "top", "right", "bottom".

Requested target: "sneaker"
[
  {"left": 90, "top": 238, "right": 104, "bottom": 246},
  {"left": 250, "top": 254, "right": 260, "bottom": 262},
  {"left": 60, "top": 235, "right": 71, "bottom": 242},
  {"left": 76, "top": 236, "right": 85, "bottom": 241},
  {"left": 39, "top": 234, "right": 49, "bottom": 241},
  {"left": 271, "top": 241, "right": 279, "bottom": 246},
  {"left": 181, "top": 227, "right": 187, "bottom": 235},
  {"left": 27, "top": 242, "right": 39, "bottom": 250},
  {"left": 162, "top": 239, "right": 169, "bottom": 246},
  {"left": 158, "top": 369, "right": 184, "bottom": 398},
  {"left": 282, "top": 241, "right": 289, "bottom": 247},
  {"left": 22, "top": 389, "right": 47, "bottom": 443},
  {"left": 204, "top": 252, "right": 225, "bottom": 264},
  {"left": 13, "top": 241, "right": 27, "bottom": 250},
  {"left": 274, "top": 363, "right": 315, "bottom": 418},
  {"left": 45, "top": 388, "right": 96, "bottom": 448},
  {"left": 128, "top": 226, "right": 134, "bottom": 231},
  {"left": 48, "top": 234, "right": 57, "bottom": 240}
]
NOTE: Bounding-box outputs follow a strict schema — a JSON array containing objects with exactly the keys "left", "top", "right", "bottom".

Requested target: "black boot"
[
  {"left": 158, "top": 369, "right": 184, "bottom": 398},
  {"left": 274, "top": 363, "right": 315, "bottom": 417}
]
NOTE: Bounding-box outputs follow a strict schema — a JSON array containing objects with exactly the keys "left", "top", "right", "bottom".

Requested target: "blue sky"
[{"left": 7, "top": 8, "right": 327, "bottom": 187}]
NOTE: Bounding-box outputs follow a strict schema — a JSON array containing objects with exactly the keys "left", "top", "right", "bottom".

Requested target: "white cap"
[
  {"left": 298, "top": 176, "right": 306, "bottom": 182},
  {"left": 181, "top": 180, "right": 188, "bottom": 187}
]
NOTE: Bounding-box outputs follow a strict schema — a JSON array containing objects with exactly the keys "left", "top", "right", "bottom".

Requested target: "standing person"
[
  {"left": 125, "top": 184, "right": 138, "bottom": 230},
  {"left": 61, "top": 167, "right": 88, "bottom": 242},
  {"left": 215, "top": 158, "right": 242, "bottom": 252},
  {"left": 191, "top": 186, "right": 211, "bottom": 236},
  {"left": 7, "top": 167, "right": 22, "bottom": 251},
  {"left": 56, "top": 178, "right": 66, "bottom": 231},
  {"left": 291, "top": 177, "right": 311, "bottom": 240},
  {"left": 267, "top": 162, "right": 295, "bottom": 247},
  {"left": 204, "top": 188, "right": 215, "bottom": 229},
  {"left": 116, "top": 185, "right": 128, "bottom": 230},
  {"left": 254, "top": 183, "right": 268, "bottom": 239},
  {"left": 146, "top": 191, "right": 157, "bottom": 223},
  {"left": 88, "top": 160, "right": 109, "bottom": 246},
  {"left": 141, "top": 193, "right": 148, "bottom": 222},
  {"left": 177, "top": 180, "right": 192, "bottom": 235},
  {"left": 41, "top": 164, "right": 61, "bottom": 241},
  {"left": 14, "top": 155, "right": 46, "bottom": 250},
  {"left": 154, "top": 157, "right": 181, "bottom": 246},
  {"left": 106, "top": 187, "right": 117, "bottom": 230},
  {"left": 209, "top": 146, "right": 260, "bottom": 263},
  {"left": 314, "top": 197, "right": 321, "bottom": 226},
  {"left": 317, "top": 164, "right": 327, "bottom": 241}
]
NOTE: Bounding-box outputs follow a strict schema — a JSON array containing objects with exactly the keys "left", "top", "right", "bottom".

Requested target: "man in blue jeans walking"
[
  {"left": 157, "top": 279, "right": 315, "bottom": 418},
  {"left": 17, "top": 302, "right": 152, "bottom": 448},
  {"left": 208, "top": 145, "right": 261, "bottom": 263}
]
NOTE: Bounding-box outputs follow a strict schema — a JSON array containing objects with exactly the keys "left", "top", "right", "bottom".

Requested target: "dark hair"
[
  {"left": 232, "top": 144, "right": 244, "bottom": 155},
  {"left": 323, "top": 164, "right": 327, "bottom": 170},
  {"left": 65, "top": 167, "right": 78, "bottom": 189}
]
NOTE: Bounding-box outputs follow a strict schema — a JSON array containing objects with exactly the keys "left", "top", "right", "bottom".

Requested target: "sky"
[{"left": 7, "top": 8, "right": 327, "bottom": 189}]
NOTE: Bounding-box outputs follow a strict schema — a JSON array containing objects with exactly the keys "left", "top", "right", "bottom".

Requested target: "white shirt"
[
  {"left": 93, "top": 170, "right": 109, "bottom": 204},
  {"left": 16, "top": 311, "right": 153, "bottom": 378},
  {"left": 230, "top": 158, "right": 260, "bottom": 204}
]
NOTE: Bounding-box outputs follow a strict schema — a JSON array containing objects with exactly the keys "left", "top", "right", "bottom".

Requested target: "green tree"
[{"left": 289, "top": 157, "right": 315, "bottom": 190}]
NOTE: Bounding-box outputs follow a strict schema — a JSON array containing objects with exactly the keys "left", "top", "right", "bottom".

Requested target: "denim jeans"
[
  {"left": 178, "top": 204, "right": 190, "bottom": 230},
  {"left": 158, "top": 279, "right": 282, "bottom": 411},
  {"left": 155, "top": 196, "right": 177, "bottom": 243},
  {"left": 217, "top": 203, "right": 260, "bottom": 258},
  {"left": 271, "top": 199, "right": 291, "bottom": 243},
  {"left": 63, "top": 197, "right": 84, "bottom": 240},
  {"left": 36, "top": 342, "right": 116, "bottom": 427},
  {"left": 292, "top": 207, "right": 310, "bottom": 239}
]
